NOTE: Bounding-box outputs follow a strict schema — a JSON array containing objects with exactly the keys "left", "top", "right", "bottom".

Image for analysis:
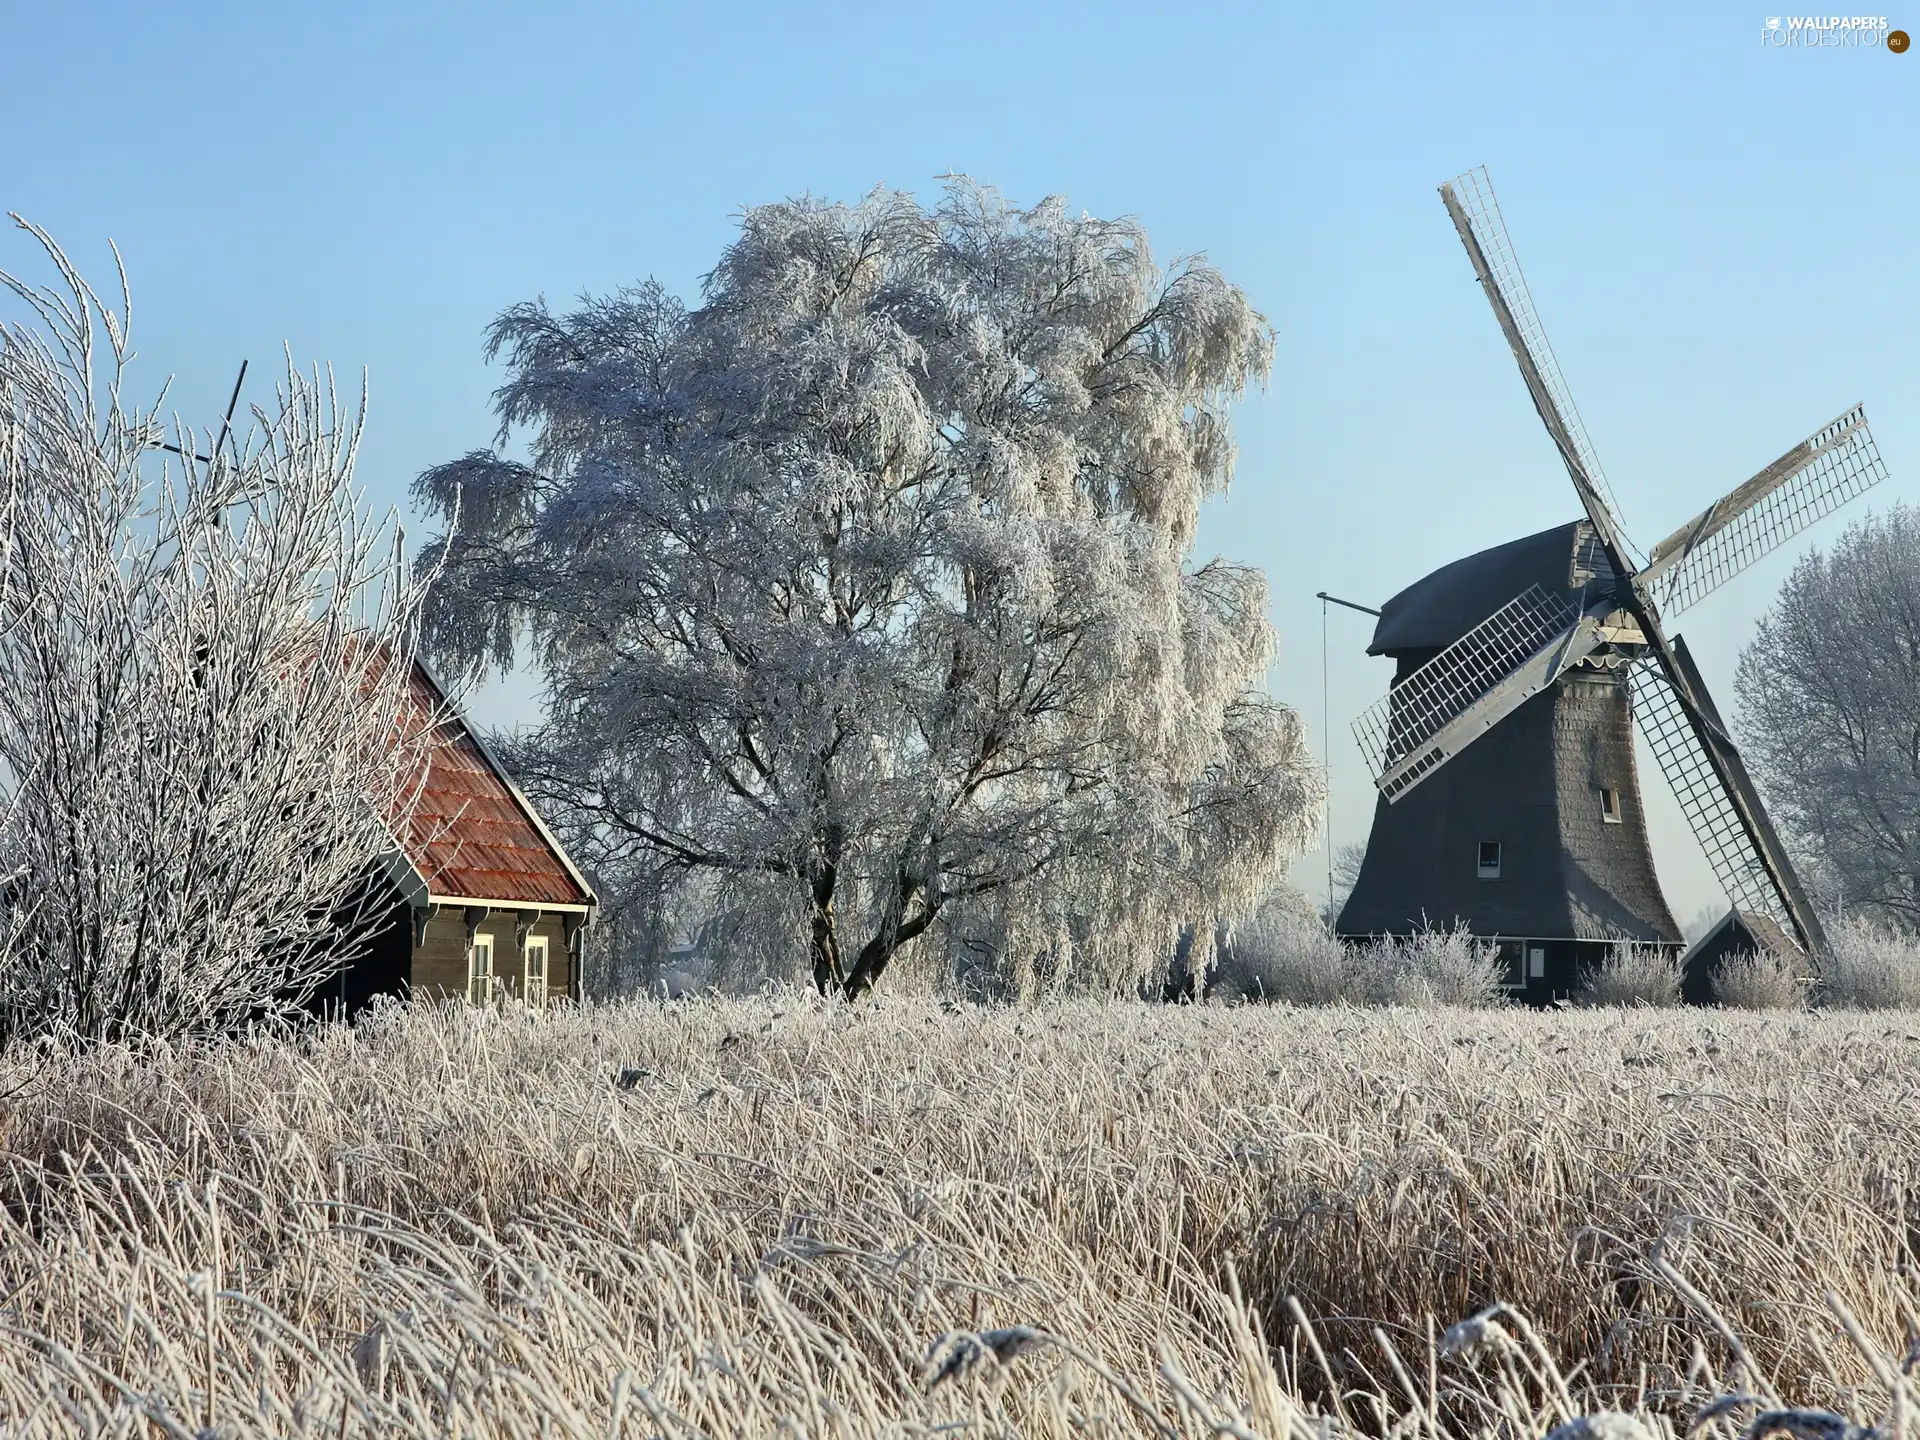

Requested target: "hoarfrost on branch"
[
  {"left": 0, "top": 222, "right": 434, "bottom": 1041},
  {"left": 416, "top": 180, "right": 1323, "bottom": 997},
  {"left": 1738, "top": 504, "right": 1920, "bottom": 927}
]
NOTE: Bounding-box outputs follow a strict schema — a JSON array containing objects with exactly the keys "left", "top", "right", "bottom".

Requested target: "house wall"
[
  {"left": 410, "top": 909, "right": 577, "bottom": 1003},
  {"left": 1493, "top": 936, "right": 1663, "bottom": 1005},
  {"left": 335, "top": 899, "right": 414, "bottom": 1016},
  {"left": 305, "top": 885, "right": 414, "bottom": 1022}
]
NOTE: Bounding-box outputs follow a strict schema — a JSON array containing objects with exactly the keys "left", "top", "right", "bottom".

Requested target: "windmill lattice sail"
[
  {"left": 1630, "top": 660, "right": 1791, "bottom": 925},
  {"left": 1443, "top": 167, "right": 1633, "bottom": 550},
  {"left": 1641, "top": 404, "right": 1889, "bottom": 615},
  {"left": 1353, "top": 584, "right": 1596, "bottom": 800}
]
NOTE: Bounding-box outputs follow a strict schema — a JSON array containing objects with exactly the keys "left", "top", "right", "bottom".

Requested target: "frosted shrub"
[
  {"left": 1577, "top": 943, "right": 1684, "bottom": 1007},
  {"left": 1817, "top": 915, "right": 1920, "bottom": 1009},
  {"left": 1215, "top": 903, "right": 1358, "bottom": 1004},
  {"left": 1368, "top": 924, "right": 1505, "bottom": 1008},
  {"left": 1714, "top": 948, "right": 1806, "bottom": 1010},
  {"left": 0, "top": 228, "right": 434, "bottom": 1043},
  {"left": 1215, "top": 908, "right": 1508, "bottom": 1010}
]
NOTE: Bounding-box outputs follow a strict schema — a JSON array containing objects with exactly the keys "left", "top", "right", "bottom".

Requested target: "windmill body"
[
  {"left": 1336, "top": 168, "right": 1891, "bottom": 1000},
  {"left": 1337, "top": 523, "right": 1682, "bottom": 999}
]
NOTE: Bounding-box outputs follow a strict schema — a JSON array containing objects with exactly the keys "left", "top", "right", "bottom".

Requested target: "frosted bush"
[
  {"left": 1214, "top": 902, "right": 1358, "bottom": 1004},
  {"left": 1577, "top": 943, "right": 1684, "bottom": 1007},
  {"left": 0, "top": 228, "right": 436, "bottom": 1044},
  {"left": 1817, "top": 915, "right": 1920, "bottom": 1009},
  {"left": 1714, "top": 948, "right": 1806, "bottom": 1010},
  {"left": 1213, "top": 908, "right": 1505, "bottom": 1009},
  {"left": 1367, "top": 924, "right": 1506, "bottom": 1008}
]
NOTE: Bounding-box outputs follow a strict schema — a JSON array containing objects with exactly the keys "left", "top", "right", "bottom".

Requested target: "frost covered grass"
[
  {"left": 1577, "top": 943, "right": 1685, "bottom": 1007},
  {"left": 1219, "top": 911, "right": 1503, "bottom": 1006},
  {"left": 1820, "top": 916, "right": 1920, "bottom": 1009},
  {"left": 0, "top": 998, "right": 1918, "bottom": 1436}
]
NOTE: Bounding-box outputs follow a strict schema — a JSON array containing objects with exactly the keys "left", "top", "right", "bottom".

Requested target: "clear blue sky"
[{"left": 4, "top": 1, "right": 1915, "bottom": 924}]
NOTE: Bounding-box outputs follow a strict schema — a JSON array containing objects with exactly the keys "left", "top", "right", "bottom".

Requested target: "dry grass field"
[{"left": 0, "top": 996, "right": 1916, "bottom": 1438}]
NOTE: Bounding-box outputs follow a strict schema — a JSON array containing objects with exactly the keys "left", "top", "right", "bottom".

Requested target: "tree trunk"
[
  {"left": 808, "top": 863, "right": 843, "bottom": 995},
  {"left": 810, "top": 910, "right": 842, "bottom": 995},
  {"left": 840, "top": 878, "right": 940, "bottom": 998}
]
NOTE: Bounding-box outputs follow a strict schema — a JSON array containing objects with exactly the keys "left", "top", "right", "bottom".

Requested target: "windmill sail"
[
  {"left": 1638, "top": 405, "right": 1888, "bottom": 615},
  {"left": 1630, "top": 639, "right": 1828, "bottom": 953},
  {"left": 1630, "top": 662, "right": 1787, "bottom": 923},
  {"left": 1354, "top": 585, "right": 1606, "bottom": 800},
  {"left": 1440, "top": 167, "right": 1636, "bottom": 562}
]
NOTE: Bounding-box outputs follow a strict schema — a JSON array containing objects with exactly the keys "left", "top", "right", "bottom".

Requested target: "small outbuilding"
[
  {"left": 1679, "top": 908, "right": 1801, "bottom": 1005},
  {"left": 325, "top": 663, "right": 596, "bottom": 1015}
]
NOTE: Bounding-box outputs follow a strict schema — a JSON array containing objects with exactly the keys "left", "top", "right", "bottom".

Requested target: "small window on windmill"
[
  {"left": 1477, "top": 841, "right": 1502, "bottom": 879},
  {"left": 1601, "top": 787, "right": 1622, "bottom": 824},
  {"left": 1527, "top": 945, "right": 1547, "bottom": 979}
]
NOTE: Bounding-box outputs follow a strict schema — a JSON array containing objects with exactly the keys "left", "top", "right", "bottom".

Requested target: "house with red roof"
[{"left": 329, "top": 662, "right": 596, "bottom": 1014}]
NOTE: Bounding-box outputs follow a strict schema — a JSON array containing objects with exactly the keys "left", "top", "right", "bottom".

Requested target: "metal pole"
[
  {"left": 1314, "top": 591, "right": 1381, "bottom": 918},
  {"left": 1316, "top": 591, "right": 1382, "bottom": 618},
  {"left": 1322, "top": 595, "right": 1333, "bottom": 907}
]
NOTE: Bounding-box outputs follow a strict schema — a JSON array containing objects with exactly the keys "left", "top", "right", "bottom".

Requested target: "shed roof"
[
  {"left": 389, "top": 664, "right": 594, "bottom": 910},
  {"left": 1678, "top": 908, "right": 1804, "bottom": 1004},
  {"left": 1369, "top": 520, "right": 1623, "bottom": 656}
]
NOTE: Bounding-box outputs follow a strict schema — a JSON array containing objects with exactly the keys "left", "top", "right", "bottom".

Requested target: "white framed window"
[
  {"left": 1600, "top": 787, "right": 1622, "bottom": 824},
  {"left": 1477, "top": 841, "right": 1502, "bottom": 879},
  {"left": 468, "top": 932, "right": 495, "bottom": 1003},
  {"left": 1527, "top": 945, "right": 1546, "bottom": 979},
  {"left": 524, "top": 936, "right": 550, "bottom": 1005}
]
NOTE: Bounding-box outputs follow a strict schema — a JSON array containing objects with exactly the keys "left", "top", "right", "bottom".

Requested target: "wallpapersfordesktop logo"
[{"left": 1760, "top": 14, "right": 1907, "bottom": 46}]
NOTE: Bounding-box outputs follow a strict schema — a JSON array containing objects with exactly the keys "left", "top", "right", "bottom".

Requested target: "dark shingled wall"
[
  {"left": 1553, "top": 673, "right": 1680, "bottom": 943},
  {"left": 1337, "top": 668, "right": 1681, "bottom": 952}
]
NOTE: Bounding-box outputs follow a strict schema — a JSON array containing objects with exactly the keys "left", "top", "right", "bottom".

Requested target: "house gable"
[{"left": 389, "top": 663, "right": 594, "bottom": 912}]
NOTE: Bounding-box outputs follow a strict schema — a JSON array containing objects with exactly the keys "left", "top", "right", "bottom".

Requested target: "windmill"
[
  {"left": 1335, "top": 167, "right": 1888, "bottom": 998},
  {"left": 156, "top": 358, "right": 249, "bottom": 481}
]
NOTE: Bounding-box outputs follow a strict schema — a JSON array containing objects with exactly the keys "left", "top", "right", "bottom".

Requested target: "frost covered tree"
[
  {"left": 1321, "top": 840, "right": 1366, "bottom": 926},
  {"left": 415, "top": 181, "right": 1323, "bottom": 998},
  {"left": 0, "top": 225, "right": 435, "bottom": 1042},
  {"left": 1737, "top": 505, "right": 1920, "bottom": 926}
]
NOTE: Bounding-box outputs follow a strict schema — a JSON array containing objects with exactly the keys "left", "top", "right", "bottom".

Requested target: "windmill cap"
[{"left": 1368, "top": 520, "right": 1623, "bottom": 656}]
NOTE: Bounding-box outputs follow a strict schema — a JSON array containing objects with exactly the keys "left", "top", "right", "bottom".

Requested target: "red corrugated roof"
[{"left": 391, "top": 665, "right": 592, "bottom": 908}]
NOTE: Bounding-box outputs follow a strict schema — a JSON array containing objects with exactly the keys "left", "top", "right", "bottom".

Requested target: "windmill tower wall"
[{"left": 1336, "top": 523, "right": 1683, "bottom": 1001}]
